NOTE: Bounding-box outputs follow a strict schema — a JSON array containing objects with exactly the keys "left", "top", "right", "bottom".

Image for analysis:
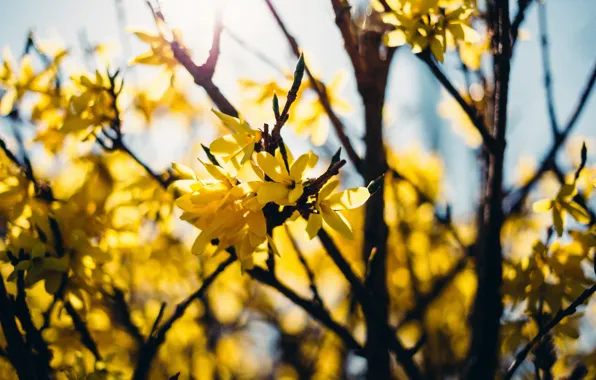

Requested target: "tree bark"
[{"left": 466, "top": 0, "right": 511, "bottom": 378}]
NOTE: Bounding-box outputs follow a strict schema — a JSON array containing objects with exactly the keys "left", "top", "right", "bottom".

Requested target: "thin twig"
[
  {"left": 263, "top": 0, "right": 363, "bottom": 174},
  {"left": 511, "top": 0, "right": 534, "bottom": 50},
  {"left": 247, "top": 265, "right": 363, "bottom": 351},
  {"left": 397, "top": 257, "right": 468, "bottom": 328},
  {"left": 504, "top": 60, "right": 596, "bottom": 215},
  {"left": 132, "top": 255, "right": 235, "bottom": 380},
  {"left": 419, "top": 52, "right": 498, "bottom": 154},
  {"left": 105, "top": 287, "right": 145, "bottom": 346},
  {"left": 330, "top": 0, "right": 365, "bottom": 78},
  {"left": 538, "top": 0, "right": 559, "bottom": 137},
  {"left": 223, "top": 27, "right": 287, "bottom": 76},
  {"left": 505, "top": 283, "right": 596, "bottom": 380},
  {"left": 64, "top": 300, "right": 103, "bottom": 361},
  {"left": 284, "top": 225, "right": 325, "bottom": 308},
  {"left": 317, "top": 230, "right": 423, "bottom": 379},
  {"left": 390, "top": 168, "right": 466, "bottom": 251}
]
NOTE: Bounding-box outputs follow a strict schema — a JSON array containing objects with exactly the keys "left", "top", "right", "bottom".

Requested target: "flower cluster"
[
  {"left": 374, "top": 0, "right": 479, "bottom": 62},
  {"left": 171, "top": 110, "right": 372, "bottom": 270}
]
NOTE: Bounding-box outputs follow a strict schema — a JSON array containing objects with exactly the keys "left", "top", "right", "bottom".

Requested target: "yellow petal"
[
  {"left": 384, "top": 29, "right": 407, "bottom": 47},
  {"left": 289, "top": 153, "right": 312, "bottom": 181},
  {"left": 532, "top": 199, "right": 554, "bottom": 212},
  {"left": 212, "top": 109, "right": 251, "bottom": 133},
  {"left": 321, "top": 205, "right": 353, "bottom": 239},
  {"left": 32, "top": 243, "right": 46, "bottom": 259},
  {"left": 430, "top": 37, "right": 445, "bottom": 63},
  {"left": 171, "top": 162, "right": 196, "bottom": 180},
  {"left": 327, "top": 187, "right": 370, "bottom": 210},
  {"left": 130, "top": 30, "right": 161, "bottom": 44},
  {"left": 246, "top": 211, "right": 267, "bottom": 238},
  {"left": 256, "top": 152, "right": 289, "bottom": 183},
  {"left": 192, "top": 230, "right": 212, "bottom": 255},
  {"left": 553, "top": 207, "right": 564, "bottom": 237},
  {"left": 448, "top": 23, "right": 480, "bottom": 44},
  {"left": 562, "top": 201, "right": 591, "bottom": 224},
  {"left": 306, "top": 212, "right": 323, "bottom": 240},
  {"left": 288, "top": 183, "right": 304, "bottom": 203},
  {"left": 0, "top": 88, "right": 16, "bottom": 116},
  {"left": 320, "top": 179, "right": 340, "bottom": 200},
  {"left": 558, "top": 183, "right": 577, "bottom": 200},
  {"left": 44, "top": 272, "right": 63, "bottom": 294},
  {"left": 210, "top": 134, "right": 242, "bottom": 156},
  {"left": 257, "top": 182, "right": 289, "bottom": 204}
]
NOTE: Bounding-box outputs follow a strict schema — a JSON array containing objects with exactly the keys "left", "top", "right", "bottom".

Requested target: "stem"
[
  {"left": 505, "top": 284, "right": 596, "bottom": 380},
  {"left": 132, "top": 255, "right": 235, "bottom": 380},
  {"left": 466, "top": 0, "right": 511, "bottom": 377}
]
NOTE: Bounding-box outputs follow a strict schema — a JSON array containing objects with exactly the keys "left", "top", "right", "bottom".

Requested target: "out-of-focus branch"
[
  {"left": 504, "top": 60, "right": 596, "bottom": 215},
  {"left": 132, "top": 255, "right": 235, "bottom": 380},
  {"left": 390, "top": 168, "right": 466, "bottom": 251},
  {"left": 330, "top": 0, "right": 365, "bottom": 78},
  {"left": 511, "top": 0, "right": 534, "bottom": 50},
  {"left": 263, "top": 0, "right": 363, "bottom": 174},
  {"left": 0, "top": 136, "right": 54, "bottom": 202},
  {"left": 285, "top": 225, "right": 325, "bottom": 308},
  {"left": 247, "top": 265, "right": 363, "bottom": 352},
  {"left": 419, "top": 52, "right": 498, "bottom": 154},
  {"left": 224, "top": 27, "right": 287, "bottom": 76},
  {"left": 170, "top": 40, "right": 238, "bottom": 118},
  {"left": 145, "top": 1, "right": 239, "bottom": 118},
  {"left": 466, "top": 0, "right": 512, "bottom": 377},
  {"left": 0, "top": 274, "right": 35, "bottom": 378},
  {"left": 538, "top": 0, "right": 559, "bottom": 137},
  {"left": 14, "top": 273, "right": 52, "bottom": 375},
  {"left": 317, "top": 230, "right": 423, "bottom": 380},
  {"left": 200, "top": 7, "right": 224, "bottom": 79},
  {"left": 505, "top": 283, "right": 596, "bottom": 380},
  {"left": 64, "top": 300, "right": 103, "bottom": 361},
  {"left": 397, "top": 257, "right": 468, "bottom": 328},
  {"left": 103, "top": 287, "right": 145, "bottom": 347}
]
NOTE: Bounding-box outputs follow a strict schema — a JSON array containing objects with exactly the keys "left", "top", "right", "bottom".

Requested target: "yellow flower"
[
  {"left": 10, "top": 242, "right": 69, "bottom": 294},
  {"left": 171, "top": 160, "right": 267, "bottom": 269},
  {"left": 209, "top": 109, "right": 262, "bottom": 163},
  {"left": 62, "top": 71, "right": 117, "bottom": 135},
  {"left": 378, "top": 1, "right": 479, "bottom": 62},
  {"left": 254, "top": 151, "right": 317, "bottom": 206},
  {"left": 305, "top": 179, "right": 370, "bottom": 239},
  {"left": 0, "top": 47, "right": 66, "bottom": 115},
  {"left": 533, "top": 182, "right": 590, "bottom": 236},
  {"left": 128, "top": 26, "right": 181, "bottom": 72}
]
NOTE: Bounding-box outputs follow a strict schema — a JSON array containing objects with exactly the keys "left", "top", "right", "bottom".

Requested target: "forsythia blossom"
[
  {"left": 374, "top": 0, "right": 479, "bottom": 62},
  {"left": 171, "top": 107, "right": 372, "bottom": 270}
]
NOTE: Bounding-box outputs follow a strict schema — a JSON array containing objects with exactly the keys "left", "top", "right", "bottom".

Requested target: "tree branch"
[
  {"left": 397, "top": 257, "right": 468, "bottom": 328},
  {"left": 0, "top": 273, "right": 35, "bottom": 379},
  {"left": 64, "top": 300, "right": 103, "bottom": 361},
  {"left": 284, "top": 225, "right": 325, "bottom": 308},
  {"left": 317, "top": 230, "right": 423, "bottom": 380},
  {"left": 132, "top": 255, "right": 235, "bottom": 380},
  {"left": 505, "top": 283, "right": 596, "bottom": 380},
  {"left": 511, "top": 0, "right": 534, "bottom": 50},
  {"left": 504, "top": 60, "right": 596, "bottom": 215},
  {"left": 330, "top": 0, "right": 365, "bottom": 78},
  {"left": 419, "top": 52, "right": 499, "bottom": 154},
  {"left": 247, "top": 265, "right": 363, "bottom": 351},
  {"left": 466, "top": 0, "right": 511, "bottom": 377},
  {"left": 538, "top": 0, "right": 559, "bottom": 137},
  {"left": 263, "top": 0, "right": 363, "bottom": 173}
]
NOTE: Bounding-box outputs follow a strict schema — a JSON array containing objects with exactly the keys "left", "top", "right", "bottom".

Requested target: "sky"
[{"left": 0, "top": 0, "right": 595, "bottom": 216}]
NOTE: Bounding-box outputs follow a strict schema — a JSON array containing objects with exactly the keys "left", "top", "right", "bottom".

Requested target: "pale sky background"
[{"left": 0, "top": 0, "right": 595, "bottom": 216}]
